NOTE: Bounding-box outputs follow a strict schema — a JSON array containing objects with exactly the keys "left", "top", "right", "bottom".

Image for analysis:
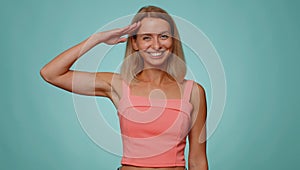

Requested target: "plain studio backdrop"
[{"left": 0, "top": 0, "right": 299, "bottom": 170}]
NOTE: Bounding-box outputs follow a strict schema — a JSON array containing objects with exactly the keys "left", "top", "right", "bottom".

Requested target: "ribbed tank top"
[{"left": 117, "top": 80, "right": 194, "bottom": 167}]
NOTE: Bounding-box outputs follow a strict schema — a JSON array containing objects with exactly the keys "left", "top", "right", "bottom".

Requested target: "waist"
[{"left": 119, "top": 165, "right": 186, "bottom": 170}]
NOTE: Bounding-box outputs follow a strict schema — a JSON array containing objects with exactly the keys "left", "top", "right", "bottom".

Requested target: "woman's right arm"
[{"left": 40, "top": 22, "right": 140, "bottom": 98}]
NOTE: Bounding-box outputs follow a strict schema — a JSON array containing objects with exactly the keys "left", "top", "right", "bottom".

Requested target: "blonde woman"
[{"left": 40, "top": 6, "right": 208, "bottom": 170}]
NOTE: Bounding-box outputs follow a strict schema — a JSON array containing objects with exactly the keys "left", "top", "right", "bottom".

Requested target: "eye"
[
  {"left": 160, "top": 34, "right": 169, "bottom": 40},
  {"left": 142, "top": 36, "right": 151, "bottom": 41}
]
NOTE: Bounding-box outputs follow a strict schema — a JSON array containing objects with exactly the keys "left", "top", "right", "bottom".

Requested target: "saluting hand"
[{"left": 93, "top": 21, "right": 141, "bottom": 45}]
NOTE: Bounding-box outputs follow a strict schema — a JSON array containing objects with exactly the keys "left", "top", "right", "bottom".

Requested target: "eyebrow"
[{"left": 138, "top": 31, "right": 171, "bottom": 36}]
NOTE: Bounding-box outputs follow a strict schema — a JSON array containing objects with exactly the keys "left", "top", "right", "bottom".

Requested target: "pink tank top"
[{"left": 117, "top": 80, "right": 194, "bottom": 167}]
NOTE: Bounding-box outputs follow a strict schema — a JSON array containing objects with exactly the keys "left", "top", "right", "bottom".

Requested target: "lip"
[{"left": 147, "top": 51, "right": 165, "bottom": 58}]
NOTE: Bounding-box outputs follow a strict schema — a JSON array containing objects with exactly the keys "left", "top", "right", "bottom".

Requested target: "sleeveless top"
[{"left": 117, "top": 80, "right": 194, "bottom": 167}]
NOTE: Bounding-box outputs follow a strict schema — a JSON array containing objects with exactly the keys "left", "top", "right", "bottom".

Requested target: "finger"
[
  {"left": 129, "top": 21, "right": 140, "bottom": 32},
  {"left": 119, "top": 22, "right": 137, "bottom": 34},
  {"left": 127, "top": 21, "right": 141, "bottom": 34},
  {"left": 122, "top": 22, "right": 140, "bottom": 36},
  {"left": 120, "top": 22, "right": 139, "bottom": 34},
  {"left": 117, "top": 37, "right": 127, "bottom": 43},
  {"left": 120, "top": 25, "right": 132, "bottom": 33}
]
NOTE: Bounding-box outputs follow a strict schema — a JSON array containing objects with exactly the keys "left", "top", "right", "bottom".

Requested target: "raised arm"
[
  {"left": 188, "top": 83, "right": 208, "bottom": 170},
  {"left": 40, "top": 22, "right": 140, "bottom": 99}
]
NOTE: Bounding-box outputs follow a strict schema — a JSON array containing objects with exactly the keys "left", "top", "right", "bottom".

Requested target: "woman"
[{"left": 40, "top": 6, "right": 208, "bottom": 170}]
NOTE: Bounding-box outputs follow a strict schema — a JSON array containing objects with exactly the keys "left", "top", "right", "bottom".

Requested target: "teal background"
[{"left": 1, "top": 0, "right": 299, "bottom": 169}]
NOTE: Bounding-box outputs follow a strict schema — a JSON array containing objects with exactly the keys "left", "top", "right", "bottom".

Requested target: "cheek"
[
  {"left": 137, "top": 41, "right": 151, "bottom": 50},
  {"left": 162, "top": 40, "right": 173, "bottom": 49},
  {"left": 136, "top": 39, "right": 173, "bottom": 51}
]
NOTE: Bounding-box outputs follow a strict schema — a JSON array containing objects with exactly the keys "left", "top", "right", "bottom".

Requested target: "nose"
[{"left": 152, "top": 37, "right": 161, "bottom": 50}]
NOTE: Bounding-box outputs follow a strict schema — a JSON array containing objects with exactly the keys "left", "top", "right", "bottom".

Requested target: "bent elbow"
[{"left": 40, "top": 67, "right": 54, "bottom": 83}]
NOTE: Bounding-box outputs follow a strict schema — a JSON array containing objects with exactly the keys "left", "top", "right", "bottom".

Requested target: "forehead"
[{"left": 137, "top": 17, "right": 171, "bottom": 34}]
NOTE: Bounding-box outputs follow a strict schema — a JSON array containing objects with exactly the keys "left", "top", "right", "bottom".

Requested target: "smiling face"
[{"left": 132, "top": 17, "right": 173, "bottom": 70}]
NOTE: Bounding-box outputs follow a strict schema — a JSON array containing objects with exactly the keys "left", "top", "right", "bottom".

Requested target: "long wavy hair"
[{"left": 120, "top": 6, "right": 186, "bottom": 83}]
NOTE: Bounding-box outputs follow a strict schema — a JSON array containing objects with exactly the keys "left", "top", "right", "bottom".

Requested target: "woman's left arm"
[{"left": 188, "top": 83, "right": 208, "bottom": 170}]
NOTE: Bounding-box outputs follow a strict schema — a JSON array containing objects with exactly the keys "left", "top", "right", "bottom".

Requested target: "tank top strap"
[{"left": 183, "top": 80, "right": 194, "bottom": 102}]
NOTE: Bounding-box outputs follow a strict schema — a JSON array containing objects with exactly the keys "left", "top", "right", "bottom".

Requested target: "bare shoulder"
[
  {"left": 190, "top": 81, "right": 206, "bottom": 106},
  {"left": 192, "top": 81, "right": 205, "bottom": 95}
]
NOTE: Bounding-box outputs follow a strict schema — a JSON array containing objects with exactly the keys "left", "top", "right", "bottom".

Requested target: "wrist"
[{"left": 89, "top": 32, "right": 105, "bottom": 45}]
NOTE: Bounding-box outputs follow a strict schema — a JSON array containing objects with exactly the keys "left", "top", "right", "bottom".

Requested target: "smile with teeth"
[{"left": 148, "top": 51, "right": 164, "bottom": 57}]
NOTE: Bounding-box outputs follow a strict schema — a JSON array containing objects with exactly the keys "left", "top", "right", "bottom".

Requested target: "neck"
[{"left": 136, "top": 68, "right": 172, "bottom": 85}]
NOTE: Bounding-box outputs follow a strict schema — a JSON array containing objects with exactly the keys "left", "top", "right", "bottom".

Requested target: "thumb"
[{"left": 117, "top": 37, "right": 127, "bottom": 43}]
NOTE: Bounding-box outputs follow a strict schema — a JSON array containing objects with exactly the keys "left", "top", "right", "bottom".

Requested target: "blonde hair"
[{"left": 120, "top": 6, "right": 186, "bottom": 83}]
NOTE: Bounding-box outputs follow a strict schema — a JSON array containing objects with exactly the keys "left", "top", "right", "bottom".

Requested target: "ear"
[{"left": 131, "top": 38, "right": 139, "bottom": 51}]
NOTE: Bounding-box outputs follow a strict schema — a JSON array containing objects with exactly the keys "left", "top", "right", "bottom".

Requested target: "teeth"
[{"left": 149, "top": 52, "right": 163, "bottom": 56}]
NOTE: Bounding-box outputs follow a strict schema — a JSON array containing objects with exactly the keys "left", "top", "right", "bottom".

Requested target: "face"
[{"left": 132, "top": 17, "right": 173, "bottom": 69}]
